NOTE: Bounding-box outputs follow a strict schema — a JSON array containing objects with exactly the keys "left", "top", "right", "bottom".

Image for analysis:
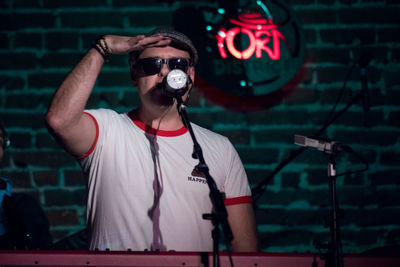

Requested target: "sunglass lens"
[
  {"left": 140, "top": 58, "right": 161, "bottom": 75},
  {"left": 168, "top": 58, "right": 189, "bottom": 72}
]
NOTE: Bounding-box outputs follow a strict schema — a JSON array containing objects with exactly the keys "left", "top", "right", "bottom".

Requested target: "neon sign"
[
  {"left": 172, "top": 0, "right": 305, "bottom": 111},
  {"left": 216, "top": 13, "right": 288, "bottom": 60}
]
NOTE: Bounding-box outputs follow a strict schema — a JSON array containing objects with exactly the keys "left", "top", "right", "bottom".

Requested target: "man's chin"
[
  {"left": 151, "top": 90, "right": 174, "bottom": 107},
  {"left": 157, "top": 96, "right": 174, "bottom": 107}
]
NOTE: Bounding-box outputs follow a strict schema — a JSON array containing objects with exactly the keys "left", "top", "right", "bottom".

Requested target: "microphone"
[
  {"left": 162, "top": 69, "right": 190, "bottom": 98},
  {"left": 294, "top": 135, "right": 344, "bottom": 155}
]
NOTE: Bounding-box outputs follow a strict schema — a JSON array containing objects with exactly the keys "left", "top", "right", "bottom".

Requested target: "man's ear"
[
  {"left": 184, "top": 67, "right": 195, "bottom": 105},
  {"left": 188, "top": 66, "right": 195, "bottom": 86},
  {"left": 130, "top": 68, "right": 138, "bottom": 86}
]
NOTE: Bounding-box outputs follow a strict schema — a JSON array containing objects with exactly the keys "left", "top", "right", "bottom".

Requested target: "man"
[
  {"left": 46, "top": 27, "right": 258, "bottom": 252},
  {"left": 0, "top": 122, "right": 52, "bottom": 249}
]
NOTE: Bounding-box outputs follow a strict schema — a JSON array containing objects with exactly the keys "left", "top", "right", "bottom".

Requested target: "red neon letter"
[
  {"left": 271, "top": 29, "right": 285, "bottom": 60},
  {"left": 255, "top": 29, "right": 285, "bottom": 60},
  {"left": 216, "top": 27, "right": 228, "bottom": 59},
  {"left": 226, "top": 27, "right": 256, "bottom": 59},
  {"left": 255, "top": 30, "right": 272, "bottom": 59}
]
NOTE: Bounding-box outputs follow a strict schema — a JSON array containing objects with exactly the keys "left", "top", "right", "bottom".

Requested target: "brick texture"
[{"left": 0, "top": 0, "right": 399, "bottom": 255}]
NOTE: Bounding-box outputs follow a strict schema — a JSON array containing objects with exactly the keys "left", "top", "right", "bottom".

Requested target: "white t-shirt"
[{"left": 79, "top": 109, "right": 252, "bottom": 251}]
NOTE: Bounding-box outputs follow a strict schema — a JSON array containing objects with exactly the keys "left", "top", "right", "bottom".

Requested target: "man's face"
[{"left": 133, "top": 46, "right": 195, "bottom": 109}]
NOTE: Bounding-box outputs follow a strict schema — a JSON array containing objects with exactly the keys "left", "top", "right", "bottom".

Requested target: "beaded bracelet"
[
  {"left": 92, "top": 36, "right": 111, "bottom": 62},
  {"left": 99, "top": 37, "right": 111, "bottom": 58}
]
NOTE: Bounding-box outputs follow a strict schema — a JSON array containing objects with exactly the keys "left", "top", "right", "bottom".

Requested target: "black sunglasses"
[{"left": 137, "top": 57, "right": 191, "bottom": 76}]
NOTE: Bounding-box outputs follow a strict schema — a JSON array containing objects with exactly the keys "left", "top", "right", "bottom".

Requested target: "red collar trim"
[{"left": 128, "top": 111, "right": 188, "bottom": 137}]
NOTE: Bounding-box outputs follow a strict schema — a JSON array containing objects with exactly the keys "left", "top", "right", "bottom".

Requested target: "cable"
[
  {"left": 334, "top": 145, "right": 369, "bottom": 177},
  {"left": 325, "top": 63, "right": 356, "bottom": 125},
  {"left": 225, "top": 239, "right": 235, "bottom": 267},
  {"left": 252, "top": 66, "right": 364, "bottom": 206}
]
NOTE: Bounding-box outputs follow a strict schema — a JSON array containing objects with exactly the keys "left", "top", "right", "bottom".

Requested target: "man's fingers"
[
  {"left": 145, "top": 39, "right": 171, "bottom": 48},
  {"left": 105, "top": 35, "right": 172, "bottom": 54},
  {"left": 135, "top": 36, "right": 170, "bottom": 47},
  {"left": 125, "top": 35, "right": 145, "bottom": 46}
]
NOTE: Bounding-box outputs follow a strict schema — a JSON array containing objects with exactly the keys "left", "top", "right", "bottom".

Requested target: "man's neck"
[{"left": 136, "top": 103, "right": 184, "bottom": 131}]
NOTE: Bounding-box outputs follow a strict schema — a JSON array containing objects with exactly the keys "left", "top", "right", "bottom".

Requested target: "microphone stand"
[
  {"left": 252, "top": 92, "right": 363, "bottom": 203},
  {"left": 326, "top": 153, "right": 344, "bottom": 267},
  {"left": 251, "top": 90, "right": 362, "bottom": 266},
  {"left": 175, "top": 96, "right": 233, "bottom": 267}
]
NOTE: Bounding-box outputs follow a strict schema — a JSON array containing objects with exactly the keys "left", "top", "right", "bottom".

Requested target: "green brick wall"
[{"left": 0, "top": 0, "right": 399, "bottom": 253}]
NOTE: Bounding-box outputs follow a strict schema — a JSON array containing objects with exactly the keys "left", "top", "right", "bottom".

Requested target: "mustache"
[
  {"left": 149, "top": 82, "right": 174, "bottom": 106},
  {"left": 155, "top": 82, "right": 164, "bottom": 90}
]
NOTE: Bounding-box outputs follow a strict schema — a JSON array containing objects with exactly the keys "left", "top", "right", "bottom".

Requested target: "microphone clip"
[{"left": 162, "top": 69, "right": 190, "bottom": 98}]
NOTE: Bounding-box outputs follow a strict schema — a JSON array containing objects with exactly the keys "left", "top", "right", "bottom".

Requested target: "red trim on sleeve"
[
  {"left": 77, "top": 112, "right": 99, "bottom": 159},
  {"left": 128, "top": 110, "right": 188, "bottom": 137},
  {"left": 224, "top": 196, "right": 253, "bottom": 206}
]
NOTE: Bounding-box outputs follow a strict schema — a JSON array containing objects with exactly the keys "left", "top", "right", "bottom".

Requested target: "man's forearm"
[
  {"left": 227, "top": 203, "right": 260, "bottom": 252},
  {"left": 46, "top": 48, "right": 104, "bottom": 131}
]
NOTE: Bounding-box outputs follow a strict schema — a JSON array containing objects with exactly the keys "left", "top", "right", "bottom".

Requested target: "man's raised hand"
[{"left": 103, "top": 35, "right": 171, "bottom": 55}]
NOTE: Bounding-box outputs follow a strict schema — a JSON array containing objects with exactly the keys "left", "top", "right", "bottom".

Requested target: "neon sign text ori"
[{"left": 216, "top": 13, "right": 287, "bottom": 60}]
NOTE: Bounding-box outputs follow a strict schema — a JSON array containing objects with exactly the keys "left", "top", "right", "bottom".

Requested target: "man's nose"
[{"left": 159, "top": 63, "right": 169, "bottom": 77}]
